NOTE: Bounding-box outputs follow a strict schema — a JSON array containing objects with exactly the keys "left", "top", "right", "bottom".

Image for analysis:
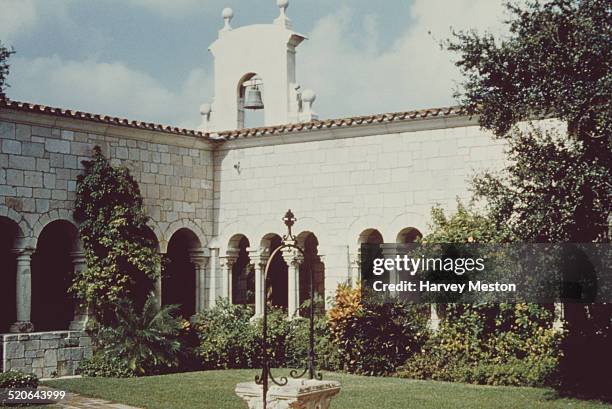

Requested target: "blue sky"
[{"left": 1, "top": 0, "right": 508, "bottom": 128}]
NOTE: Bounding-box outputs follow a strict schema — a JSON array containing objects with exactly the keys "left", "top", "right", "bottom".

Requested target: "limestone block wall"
[
  {"left": 213, "top": 117, "right": 508, "bottom": 300},
  {"left": 1, "top": 331, "right": 92, "bottom": 378},
  {"left": 0, "top": 111, "right": 215, "bottom": 252}
]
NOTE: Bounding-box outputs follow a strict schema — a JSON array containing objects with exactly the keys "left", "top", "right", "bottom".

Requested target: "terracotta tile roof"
[
  {"left": 216, "top": 106, "right": 467, "bottom": 140},
  {"left": 0, "top": 98, "right": 213, "bottom": 140},
  {"left": 1, "top": 97, "right": 468, "bottom": 142}
]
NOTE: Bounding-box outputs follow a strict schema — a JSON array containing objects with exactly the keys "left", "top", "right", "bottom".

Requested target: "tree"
[
  {"left": 448, "top": 0, "right": 611, "bottom": 243},
  {"left": 447, "top": 0, "right": 611, "bottom": 398},
  {"left": 73, "top": 146, "right": 161, "bottom": 325},
  {"left": 0, "top": 41, "right": 15, "bottom": 98}
]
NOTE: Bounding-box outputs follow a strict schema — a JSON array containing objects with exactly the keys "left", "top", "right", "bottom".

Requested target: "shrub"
[
  {"left": 95, "top": 296, "right": 183, "bottom": 376},
  {"left": 193, "top": 299, "right": 260, "bottom": 369},
  {"left": 328, "top": 283, "right": 429, "bottom": 376},
  {"left": 399, "top": 303, "right": 562, "bottom": 387},
  {"left": 77, "top": 354, "right": 134, "bottom": 378},
  {"left": 0, "top": 370, "right": 38, "bottom": 388},
  {"left": 285, "top": 315, "right": 340, "bottom": 371}
]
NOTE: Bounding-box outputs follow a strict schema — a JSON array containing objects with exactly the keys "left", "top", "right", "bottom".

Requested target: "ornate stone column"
[
  {"left": 220, "top": 255, "right": 237, "bottom": 301},
  {"left": 250, "top": 252, "right": 267, "bottom": 318},
  {"left": 189, "top": 250, "right": 209, "bottom": 313},
  {"left": 208, "top": 247, "right": 219, "bottom": 309},
  {"left": 155, "top": 252, "right": 166, "bottom": 308},
  {"left": 69, "top": 251, "right": 89, "bottom": 331},
  {"left": 10, "top": 248, "right": 35, "bottom": 333},
  {"left": 282, "top": 247, "right": 303, "bottom": 318}
]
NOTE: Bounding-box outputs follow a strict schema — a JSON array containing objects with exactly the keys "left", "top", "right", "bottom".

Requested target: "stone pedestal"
[{"left": 235, "top": 379, "right": 341, "bottom": 409}]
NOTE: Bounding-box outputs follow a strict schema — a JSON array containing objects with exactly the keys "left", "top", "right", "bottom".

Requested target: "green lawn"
[{"left": 39, "top": 369, "right": 611, "bottom": 409}]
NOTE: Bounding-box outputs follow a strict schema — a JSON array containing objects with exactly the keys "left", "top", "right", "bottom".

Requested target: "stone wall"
[
  {"left": 1, "top": 331, "right": 92, "bottom": 378},
  {"left": 0, "top": 111, "right": 215, "bottom": 253},
  {"left": 212, "top": 116, "right": 509, "bottom": 300}
]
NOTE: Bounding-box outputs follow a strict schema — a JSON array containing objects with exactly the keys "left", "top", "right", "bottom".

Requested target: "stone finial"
[
  {"left": 300, "top": 89, "right": 318, "bottom": 121},
  {"left": 274, "top": 0, "right": 292, "bottom": 29},
  {"left": 221, "top": 7, "right": 234, "bottom": 31}
]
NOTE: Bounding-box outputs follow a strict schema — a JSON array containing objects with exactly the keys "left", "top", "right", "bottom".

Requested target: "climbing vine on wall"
[{"left": 73, "top": 146, "right": 161, "bottom": 325}]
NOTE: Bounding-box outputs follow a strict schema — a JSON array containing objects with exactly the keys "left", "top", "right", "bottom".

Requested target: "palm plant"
[{"left": 97, "top": 296, "right": 183, "bottom": 375}]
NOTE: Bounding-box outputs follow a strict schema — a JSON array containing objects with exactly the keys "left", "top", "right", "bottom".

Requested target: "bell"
[{"left": 244, "top": 85, "right": 264, "bottom": 110}]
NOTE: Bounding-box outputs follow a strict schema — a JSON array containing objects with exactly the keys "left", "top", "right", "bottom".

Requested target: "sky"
[{"left": 1, "top": 0, "right": 509, "bottom": 129}]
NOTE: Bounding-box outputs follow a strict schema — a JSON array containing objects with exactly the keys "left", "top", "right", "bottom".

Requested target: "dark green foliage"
[
  {"left": 399, "top": 304, "right": 562, "bottom": 387},
  {"left": 0, "top": 41, "right": 15, "bottom": 98},
  {"left": 425, "top": 201, "right": 503, "bottom": 244},
  {"left": 0, "top": 370, "right": 38, "bottom": 388},
  {"left": 285, "top": 316, "right": 340, "bottom": 371},
  {"left": 447, "top": 0, "right": 611, "bottom": 397},
  {"left": 328, "top": 284, "right": 429, "bottom": 376},
  {"left": 73, "top": 146, "right": 161, "bottom": 324},
  {"left": 448, "top": 0, "right": 611, "bottom": 243},
  {"left": 77, "top": 354, "right": 135, "bottom": 378},
  {"left": 94, "top": 297, "right": 183, "bottom": 376},
  {"left": 193, "top": 299, "right": 261, "bottom": 369}
]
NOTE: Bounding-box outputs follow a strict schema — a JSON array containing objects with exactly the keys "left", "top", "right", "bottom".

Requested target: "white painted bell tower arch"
[{"left": 199, "top": 1, "right": 318, "bottom": 132}]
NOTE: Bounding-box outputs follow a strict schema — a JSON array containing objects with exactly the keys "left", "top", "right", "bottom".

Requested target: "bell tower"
[{"left": 199, "top": 0, "right": 318, "bottom": 132}]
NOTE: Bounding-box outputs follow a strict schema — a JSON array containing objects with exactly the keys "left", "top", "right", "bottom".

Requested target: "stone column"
[
  {"left": 10, "top": 248, "right": 35, "bottom": 333},
  {"left": 208, "top": 248, "right": 219, "bottom": 309},
  {"left": 154, "top": 252, "right": 166, "bottom": 308},
  {"left": 349, "top": 253, "right": 360, "bottom": 287},
  {"left": 250, "top": 253, "right": 267, "bottom": 318},
  {"left": 189, "top": 250, "right": 209, "bottom": 313},
  {"left": 553, "top": 302, "right": 565, "bottom": 332},
  {"left": 429, "top": 304, "right": 440, "bottom": 332},
  {"left": 69, "top": 251, "right": 89, "bottom": 331},
  {"left": 282, "top": 247, "right": 303, "bottom": 318},
  {"left": 220, "top": 256, "right": 237, "bottom": 301}
]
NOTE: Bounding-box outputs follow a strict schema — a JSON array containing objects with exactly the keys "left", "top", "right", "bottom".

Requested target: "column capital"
[
  {"left": 12, "top": 247, "right": 35, "bottom": 259},
  {"left": 188, "top": 250, "right": 209, "bottom": 267},
  {"left": 219, "top": 255, "right": 237, "bottom": 269},
  {"left": 282, "top": 247, "right": 303, "bottom": 267}
]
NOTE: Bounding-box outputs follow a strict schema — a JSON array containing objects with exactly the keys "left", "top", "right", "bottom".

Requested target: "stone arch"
[
  {"left": 228, "top": 234, "right": 253, "bottom": 305},
  {"left": 31, "top": 219, "right": 80, "bottom": 331},
  {"left": 296, "top": 231, "right": 325, "bottom": 313},
  {"left": 163, "top": 228, "right": 203, "bottom": 318},
  {"left": 0, "top": 216, "right": 26, "bottom": 332},
  {"left": 144, "top": 219, "right": 164, "bottom": 252},
  {"left": 260, "top": 233, "right": 287, "bottom": 309},
  {"left": 396, "top": 227, "right": 423, "bottom": 243},
  {"left": 0, "top": 204, "right": 32, "bottom": 248},
  {"left": 163, "top": 219, "right": 207, "bottom": 254},
  {"left": 32, "top": 209, "right": 81, "bottom": 250},
  {"left": 357, "top": 228, "right": 385, "bottom": 284}
]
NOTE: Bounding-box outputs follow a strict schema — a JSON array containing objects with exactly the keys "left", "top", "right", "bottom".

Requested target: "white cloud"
[
  {"left": 8, "top": 55, "right": 211, "bottom": 128},
  {"left": 299, "top": 0, "right": 508, "bottom": 118},
  {"left": 123, "top": 0, "right": 211, "bottom": 16},
  {"left": 0, "top": 0, "right": 37, "bottom": 42}
]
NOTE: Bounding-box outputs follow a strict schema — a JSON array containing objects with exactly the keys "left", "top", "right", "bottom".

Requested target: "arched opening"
[
  {"left": 31, "top": 220, "right": 79, "bottom": 331},
  {"left": 396, "top": 227, "right": 422, "bottom": 244},
  {"left": 163, "top": 228, "right": 201, "bottom": 319},
  {"left": 358, "top": 229, "right": 384, "bottom": 282},
  {"left": 229, "top": 235, "right": 253, "bottom": 305},
  {"left": 298, "top": 232, "right": 325, "bottom": 314},
  {"left": 0, "top": 217, "right": 23, "bottom": 333},
  {"left": 237, "top": 73, "right": 265, "bottom": 129},
  {"left": 261, "top": 233, "right": 288, "bottom": 309}
]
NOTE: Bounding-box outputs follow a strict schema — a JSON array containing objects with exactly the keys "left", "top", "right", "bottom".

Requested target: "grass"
[{"left": 35, "top": 369, "right": 612, "bottom": 409}]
